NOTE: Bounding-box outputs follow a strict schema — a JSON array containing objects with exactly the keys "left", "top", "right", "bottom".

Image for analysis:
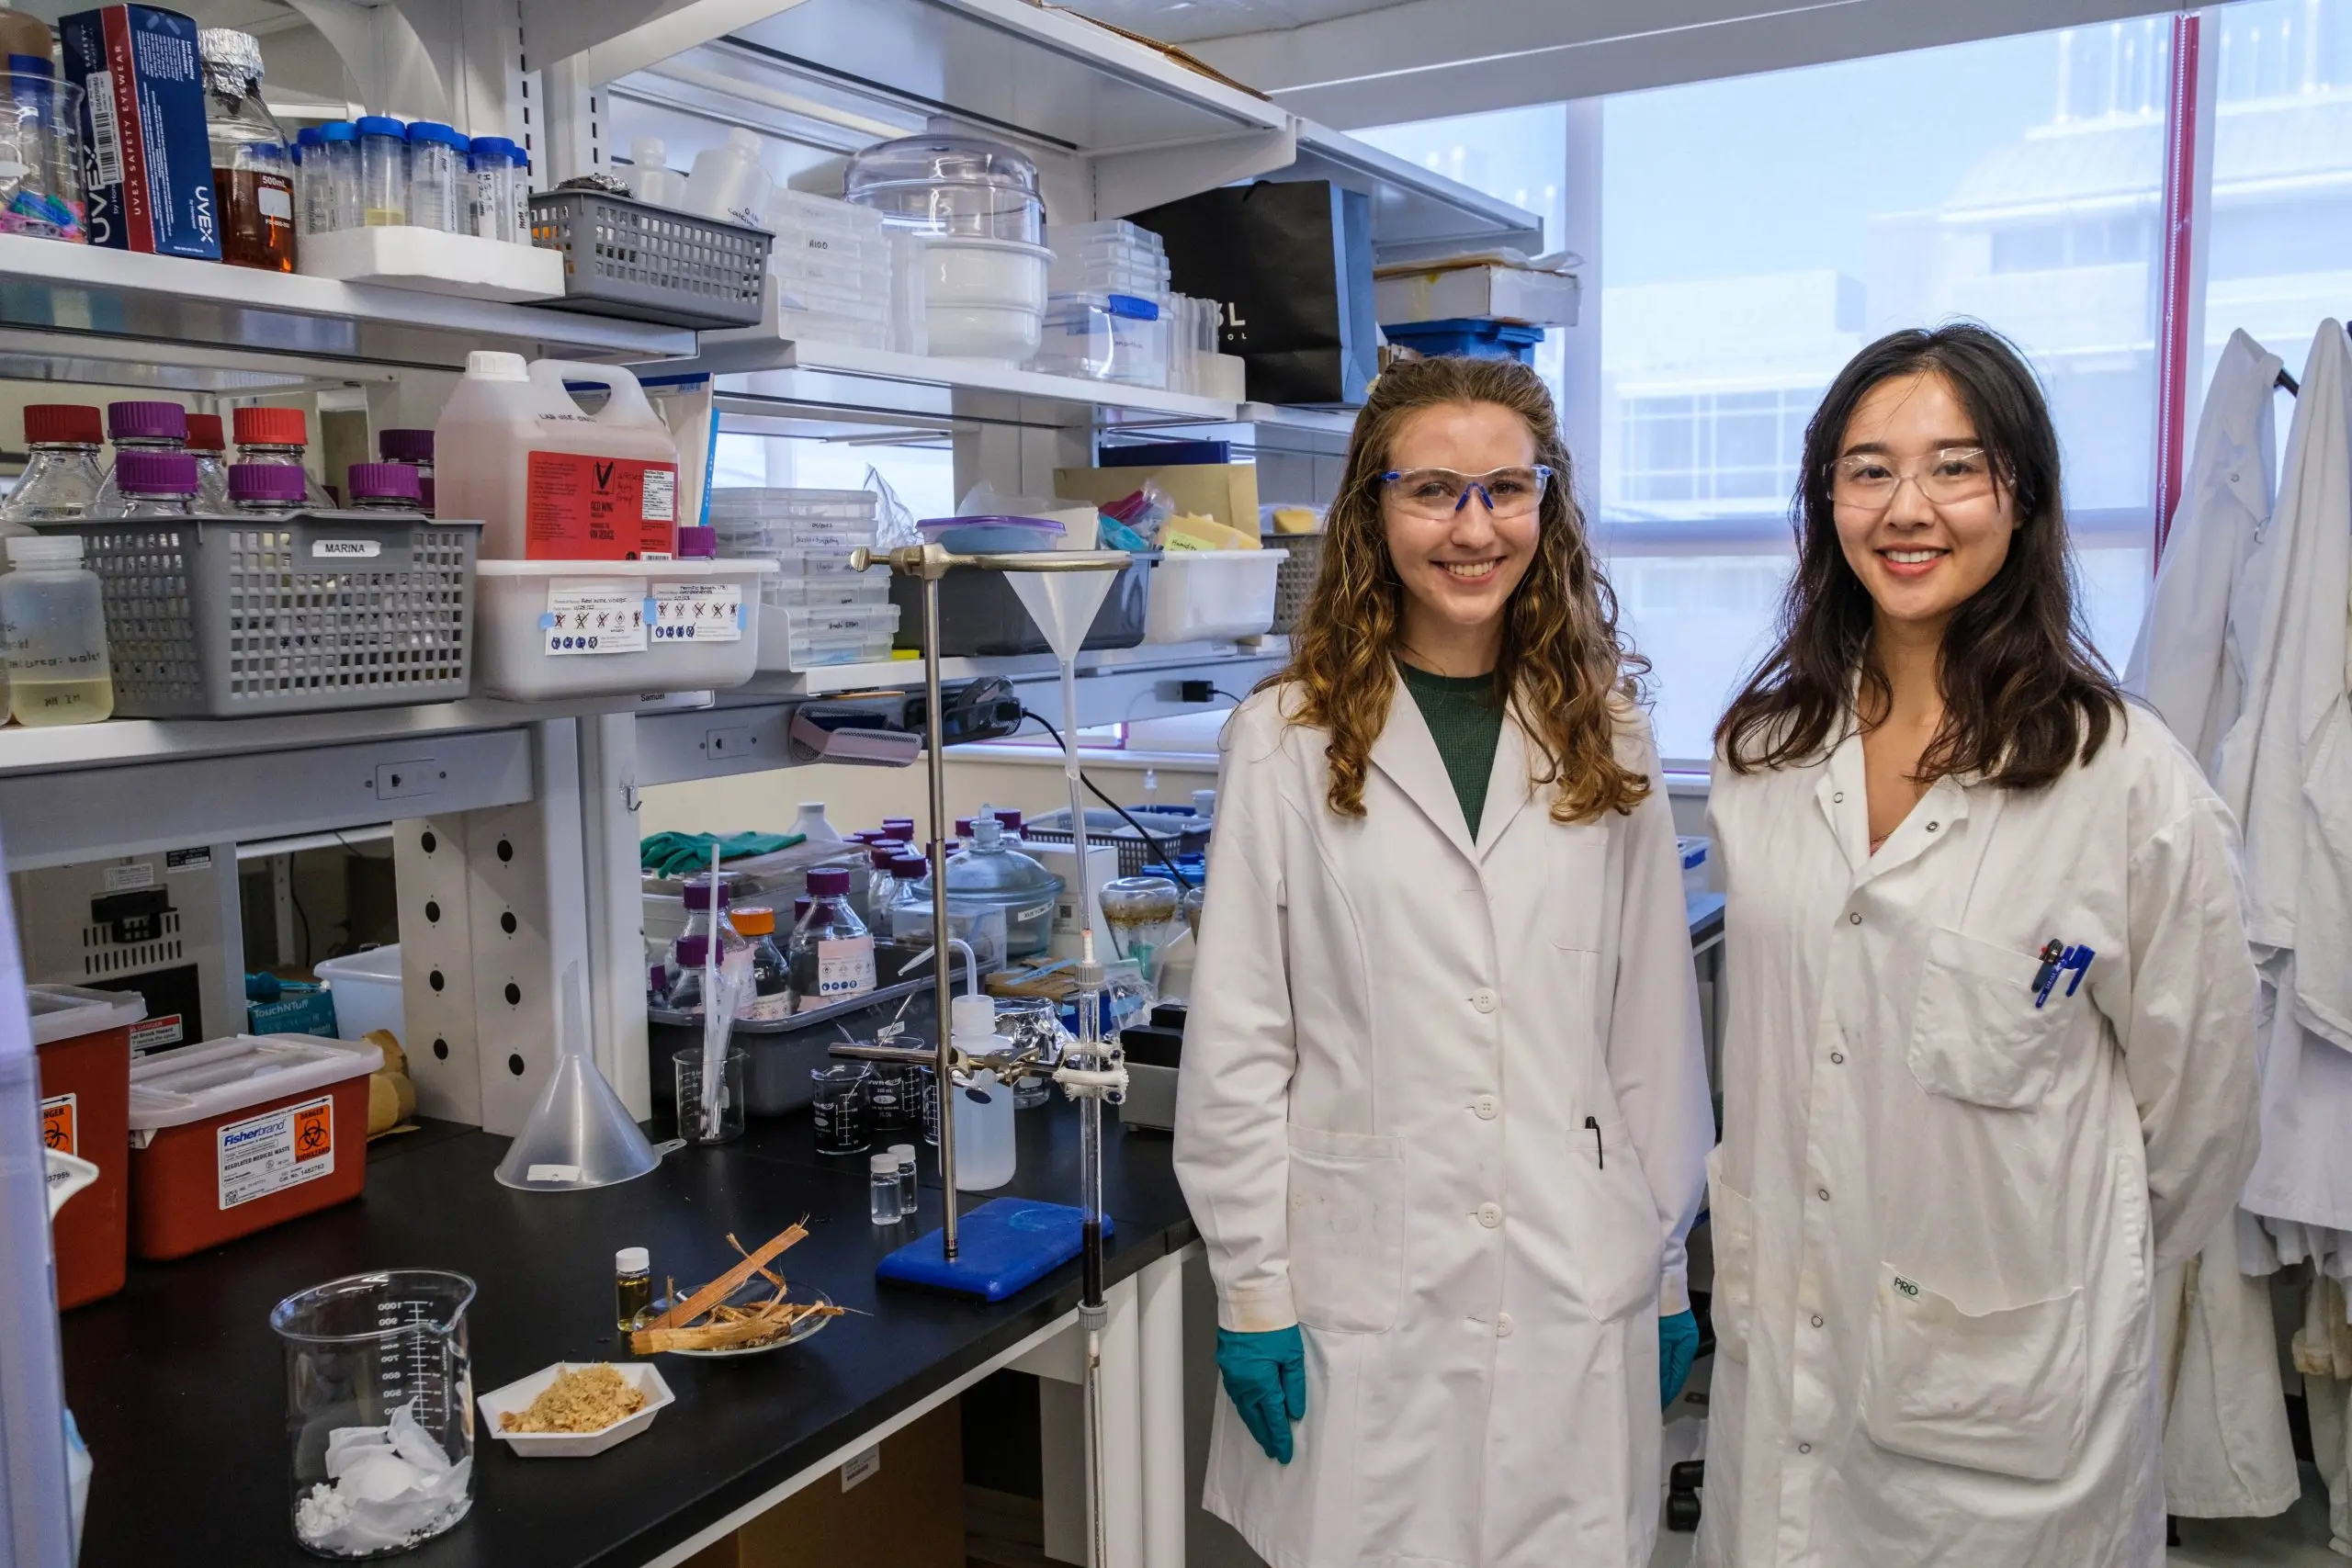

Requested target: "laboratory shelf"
[
  {"left": 0, "top": 697, "right": 637, "bottom": 872},
  {"left": 1285, "top": 119, "right": 1546, "bottom": 258},
  {"left": 678, "top": 334, "right": 1246, "bottom": 429},
  {"left": 635, "top": 639, "right": 1287, "bottom": 785},
  {"left": 0, "top": 233, "right": 695, "bottom": 386},
  {"left": 61, "top": 1103, "right": 1197, "bottom": 1568}
]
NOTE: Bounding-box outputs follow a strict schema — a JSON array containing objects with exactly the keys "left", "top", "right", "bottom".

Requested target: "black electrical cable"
[
  {"left": 1019, "top": 708, "right": 1197, "bottom": 889},
  {"left": 1210, "top": 688, "right": 1247, "bottom": 705}
]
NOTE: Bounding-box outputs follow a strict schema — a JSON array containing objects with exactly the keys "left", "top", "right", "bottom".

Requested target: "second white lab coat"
[
  {"left": 2125, "top": 327, "right": 2300, "bottom": 1519},
  {"left": 1699, "top": 711, "right": 2259, "bottom": 1568},
  {"left": 1174, "top": 682, "right": 1713, "bottom": 1568}
]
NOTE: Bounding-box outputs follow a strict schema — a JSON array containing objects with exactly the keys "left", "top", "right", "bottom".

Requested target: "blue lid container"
[{"left": 1382, "top": 317, "right": 1546, "bottom": 366}]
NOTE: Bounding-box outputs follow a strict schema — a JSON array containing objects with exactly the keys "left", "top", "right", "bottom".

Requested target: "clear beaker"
[
  {"left": 270, "top": 1269, "right": 476, "bottom": 1559},
  {"left": 673, "top": 1046, "right": 747, "bottom": 1145},
  {"left": 810, "top": 1062, "right": 871, "bottom": 1156}
]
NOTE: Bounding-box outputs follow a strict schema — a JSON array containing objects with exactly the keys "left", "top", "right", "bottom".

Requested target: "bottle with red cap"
[
  {"left": 345, "top": 463, "right": 424, "bottom": 513},
  {"left": 86, "top": 402, "right": 188, "bottom": 518},
  {"left": 111, "top": 452, "right": 201, "bottom": 520},
  {"left": 2, "top": 405, "right": 107, "bottom": 524},
  {"left": 227, "top": 463, "right": 308, "bottom": 516},
  {"left": 377, "top": 429, "right": 434, "bottom": 513},
  {"left": 184, "top": 413, "right": 232, "bottom": 513},
  {"left": 232, "top": 406, "right": 334, "bottom": 506}
]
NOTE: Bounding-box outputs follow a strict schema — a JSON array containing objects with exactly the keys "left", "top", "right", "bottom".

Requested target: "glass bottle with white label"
[
  {"left": 787, "top": 867, "right": 875, "bottom": 1010},
  {"left": 198, "top": 28, "right": 297, "bottom": 273},
  {"left": 1, "top": 533, "right": 113, "bottom": 728}
]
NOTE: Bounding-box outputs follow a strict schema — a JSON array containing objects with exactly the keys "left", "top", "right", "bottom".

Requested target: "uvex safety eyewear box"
[{"left": 62, "top": 6, "right": 222, "bottom": 259}]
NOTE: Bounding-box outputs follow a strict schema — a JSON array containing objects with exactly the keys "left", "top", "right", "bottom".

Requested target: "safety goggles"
[
  {"left": 1830, "top": 446, "right": 1996, "bottom": 511},
  {"left": 1377, "top": 465, "right": 1553, "bottom": 523}
]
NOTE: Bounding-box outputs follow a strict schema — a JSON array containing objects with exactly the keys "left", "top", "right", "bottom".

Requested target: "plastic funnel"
[
  {"left": 1006, "top": 568, "right": 1118, "bottom": 664},
  {"left": 495, "top": 963, "right": 660, "bottom": 1192}
]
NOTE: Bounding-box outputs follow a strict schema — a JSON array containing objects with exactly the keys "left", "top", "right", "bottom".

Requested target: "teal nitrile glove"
[
  {"left": 1216, "top": 1325, "right": 1306, "bottom": 1464},
  {"left": 1659, "top": 1309, "right": 1701, "bottom": 1410}
]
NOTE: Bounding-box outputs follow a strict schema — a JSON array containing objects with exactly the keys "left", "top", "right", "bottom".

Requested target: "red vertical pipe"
[{"left": 2152, "top": 13, "right": 2202, "bottom": 563}]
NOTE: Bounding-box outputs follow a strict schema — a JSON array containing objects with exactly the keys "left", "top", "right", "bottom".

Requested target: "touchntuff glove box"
[{"left": 62, "top": 6, "right": 221, "bottom": 260}]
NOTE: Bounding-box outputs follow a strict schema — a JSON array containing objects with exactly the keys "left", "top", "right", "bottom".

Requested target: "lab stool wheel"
[{"left": 1667, "top": 1460, "right": 1703, "bottom": 1532}]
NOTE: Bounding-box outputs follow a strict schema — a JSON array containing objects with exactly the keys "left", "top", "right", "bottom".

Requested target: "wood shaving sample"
[{"left": 499, "top": 1365, "right": 646, "bottom": 1434}]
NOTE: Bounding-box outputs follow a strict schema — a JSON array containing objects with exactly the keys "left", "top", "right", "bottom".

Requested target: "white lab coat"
[
  {"left": 2218, "top": 323, "right": 2352, "bottom": 1232},
  {"left": 2124, "top": 327, "right": 2300, "bottom": 1520},
  {"left": 1174, "top": 682, "right": 1713, "bottom": 1568},
  {"left": 1699, "top": 711, "right": 2259, "bottom": 1568}
]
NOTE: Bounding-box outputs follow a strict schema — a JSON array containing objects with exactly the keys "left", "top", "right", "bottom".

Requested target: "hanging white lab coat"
[
  {"left": 1174, "top": 683, "right": 1713, "bottom": 1568},
  {"left": 2126, "top": 329, "right": 2286, "bottom": 768},
  {"left": 2215, "top": 323, "right": 2352, "bottom": 1237},
  {"left": 2124, "top": 327, "right": 2300, "bottom": 1520},
  {"left": 1698, "top": 712, "right": 2259, "bottom": 1568}
]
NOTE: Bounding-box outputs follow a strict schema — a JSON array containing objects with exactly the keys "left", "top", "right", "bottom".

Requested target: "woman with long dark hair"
[
  {"left": 1173, "top": 355, "right": 1712, "bottom": 1565},
  {"left": 1698, "top": 324, "right": 2259, "bottom": 1565}
]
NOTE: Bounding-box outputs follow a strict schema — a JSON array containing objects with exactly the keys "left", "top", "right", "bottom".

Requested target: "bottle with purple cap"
[
  {"left": 227, "top": 462, "right": 307, "bottom": 516},
  {"left": 345, "top": 463, "right": 424, "bottom": 513},
  {"left": 788, "top": 866, "right": 876, "bottom": 1009},
  {"left": 111, "top": 452, "right": 201, "bottom": 520},
  {"left": 86, "top": 402, "right": 188, "bottom": 517},
  {"left": 661, "top": 874, "right": 750, "bottom": 1017},
  {"left": 378, "top": 429, "right": 435, "bottom": 513}
]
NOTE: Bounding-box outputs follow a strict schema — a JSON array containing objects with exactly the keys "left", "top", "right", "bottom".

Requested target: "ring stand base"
[{"left": 876, "top": 1198, "right": 1111, "bottom": 1301}]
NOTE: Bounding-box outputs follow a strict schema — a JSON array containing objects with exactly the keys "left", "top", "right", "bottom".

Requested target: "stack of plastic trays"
[
  {"left": 707, "top": 488, "right": 901, "bottom": 668},
  {"left": 763, "top": 189, "right": 894, "bottom": 349},
  {"left": 1044, "top": 220, "right": 1172, "bottom": 388},
  {"left": 1046, "top": 219, "right": 1170, "bottom": 301}
]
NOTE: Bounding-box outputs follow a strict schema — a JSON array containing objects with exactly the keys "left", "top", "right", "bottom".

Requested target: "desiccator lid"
[{"left": 844, "top": 134, "right": 1039, "bottom": 194}]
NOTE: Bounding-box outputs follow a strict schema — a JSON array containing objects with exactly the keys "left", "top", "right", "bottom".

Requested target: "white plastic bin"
[
  {"left": 474, "top": 558, "right": 773, "bottom": 699},
  {"left": 1143, "top": 549, "right": 1285, "bottom": 644},
  {"left": 313, "top": 946, "right": 403, "bottom": 1046}
]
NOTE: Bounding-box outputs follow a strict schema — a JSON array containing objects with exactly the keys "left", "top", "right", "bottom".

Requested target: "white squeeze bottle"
[{"left": 432, "top": 353, "right": 683, "bottom": 560}]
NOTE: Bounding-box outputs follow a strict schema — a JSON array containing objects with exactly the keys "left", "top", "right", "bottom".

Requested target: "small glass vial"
[
  {"left": 356, "top": 115, "right": 406, "bottom": 226},
  {"left": 87, "top": 401, "right": 187, "bottom": 518},
  {"left": 185, "top": 413, "right": 231, "bottom": 513},
  {"left": 232, "top": 406, "right": 334, "bottom": 507},
  {"left": 615, "top": 1247, "right": 651, "bottom": 1334},
  {"left": 869, "top": 1154, "right": 902, "bottom": 1225},
  {"left": 198, "top": 28, "right": 296, "bottom": 272},
  {"left": 513, "top": 148, "right": 533, "bottom": 243},
  {"left": 378, "top": 429, "right": 435, "bottom": 512},
  {"left": 1, "top": 534, "right": 114, "bottom": 727},
  {"left": 403, "top": 120, "right": 465, "bottom": 232},
  {"left": 345, "top": 462, "right": 423, "bottom": 513},
  {"left": 3, "top": 404, "right": 106, "bottom": 523},
  {"left": 466, "top": 136, "right": 520, "bottom": 243},
  {"left": 109, "top": 451, "right": 199, "bottom": 520},
  {"left": 227, "top": 462, "right": 305, "bottom": 514},
  {"left": 889, "top": 1143, "right": 918, "bottom": 1217},
  {"left": 316, "top": 119, "right": 359, "bottom": 231},
  {"left": 788, "top": 867, "right": 876, "bottom": 1009}
]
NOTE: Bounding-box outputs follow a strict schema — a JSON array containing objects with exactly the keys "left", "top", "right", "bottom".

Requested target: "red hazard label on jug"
[{"left": 525, "top": 451, "right": 681, "bottom": 559}]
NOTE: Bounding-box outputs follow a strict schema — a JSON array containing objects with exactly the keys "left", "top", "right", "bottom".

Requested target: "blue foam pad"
[{"left": 875, "top": 1198, "right": 1111, "bottom": 1301}]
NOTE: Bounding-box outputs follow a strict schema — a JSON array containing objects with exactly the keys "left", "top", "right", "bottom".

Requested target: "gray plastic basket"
[
  {"left": 528, "top": 191, "right": 771, "bottom": 329},
  {"left": 1265, "top": 530, "right": 1324, "bottom": 634},
  {"left": 62, "top": 513, "right": 481, "bottom": 717},
  {"left": 1021, "top": 807, "right": 1185, "bottom": 878}
]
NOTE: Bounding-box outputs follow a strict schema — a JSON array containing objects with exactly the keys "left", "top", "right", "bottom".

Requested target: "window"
[
  {"left": 1600, "top": 22, "right": 2170, "bottom": 761},
  {"left": 710, "top": 433, "right": 955, "bottom": 515}
]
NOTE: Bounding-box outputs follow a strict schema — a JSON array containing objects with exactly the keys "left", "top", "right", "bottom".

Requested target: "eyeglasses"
[
  {"left": 1378, "top": 465, "right": 1553, "bottom": 522},
  {"left": 1831, "top": 446, "right": 1996, "bottom": 510}
]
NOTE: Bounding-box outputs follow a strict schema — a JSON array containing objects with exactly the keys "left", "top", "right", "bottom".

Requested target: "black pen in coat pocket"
[{"left": 1585, "top": 1114, "right": 1603, "bottom": 1168}]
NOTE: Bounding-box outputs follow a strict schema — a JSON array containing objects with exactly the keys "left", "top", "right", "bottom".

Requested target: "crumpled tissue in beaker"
[{"left": 294, "top": 1401, "right": 472, "bottom": 1555}]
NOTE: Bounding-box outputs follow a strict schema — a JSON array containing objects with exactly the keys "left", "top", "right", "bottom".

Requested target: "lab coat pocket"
[
  {"left": 1568, "top": 1115, "right": 1666, "bottom": 1323},
  {"left": 1861, "top": 1263, "right": 2087, "bottom": 1482},
  {"left": 1549, "top": 829, "right": 1608, "bottom": 951},
  {"left": 1285, "top": 1125, "right": 1406, "bottom": 1335},
  {"left": 1706, "top": 1149, "right": 1755, "bottom": 1365},
  {"left": 1908, "top": 927, "right": 2069, "bottom": 1110}
]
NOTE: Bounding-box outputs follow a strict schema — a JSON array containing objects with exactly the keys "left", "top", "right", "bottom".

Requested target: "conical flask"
[
  {"left": 1006, "top": 568, "right": 1117, "bottom": 664},
  {"left": 494, "top": 962, "right": 661, "bottom": 1192}
]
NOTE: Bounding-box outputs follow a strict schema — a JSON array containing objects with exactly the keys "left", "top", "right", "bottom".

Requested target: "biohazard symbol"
[
  {"left": 293, "top": 1102, "right": 334, "bottom": 1163},
  {"left": 40, "top": 1098, "right": 74, "bottom": 1155}
]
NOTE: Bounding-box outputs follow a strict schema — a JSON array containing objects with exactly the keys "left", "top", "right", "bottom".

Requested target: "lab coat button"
[
  {"left": 1830, "top": 1052, "right": 1845, "bottom": 1065},
  {"left": 1849, "top": 912, "right": 1861, "bottom": 925},
  {"left": 1833, "top": 791, "right": 1845, "bottom": 803},
  {"left": 1476, "top": 1202, "right": 1502, "bottom": 1228},
  {"left": 1496, "top": 1313, "right": 1514, "bottom": 1337},
  {"left": 1472, "top": 1095, "right": 1498, "bottom": 1120},
  {"left": 1817, "top": 1188, "right": 1831, "bottom": 1201},
  {"left": 1927, "top": 821, "right": 1939, "bottom": 832},
  {"left": 1471, "top": 989, "right": 1498, "bottom": 1015},
  {"left": 1799, "top": 1443, "right": 1813, "bottom": 1455},
  {"left": 1811, "top": 1314, "right": 1825, "bottom": 1328}
]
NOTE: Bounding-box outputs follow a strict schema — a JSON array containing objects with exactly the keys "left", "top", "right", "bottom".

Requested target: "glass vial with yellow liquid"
[
  {"left": 0, "top": 534, "right": 113, "bottom": 727},
  {"left": 615, "top": 1247, "right": 651, "bottom": 1335}
]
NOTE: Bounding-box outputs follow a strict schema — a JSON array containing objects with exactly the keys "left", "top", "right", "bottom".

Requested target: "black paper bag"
[{"left": 1131, "top": 179, "right": 1378, "bottom": 406}]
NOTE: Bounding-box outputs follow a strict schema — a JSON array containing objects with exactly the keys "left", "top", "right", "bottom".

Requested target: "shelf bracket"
[{"left": 1091, "top": 123, "right": 1297, "bottom": 220}]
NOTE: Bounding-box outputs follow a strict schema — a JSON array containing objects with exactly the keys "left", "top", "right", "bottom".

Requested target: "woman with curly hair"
[{"left": 1172, "top": 355, "right": 1713, "bottom": 1567}]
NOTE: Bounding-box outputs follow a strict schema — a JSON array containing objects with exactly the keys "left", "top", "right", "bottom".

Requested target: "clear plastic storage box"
[
  {"left": 1037, "top": 291, "right": 1170, "bottom": 388},
  {"left": 1143, "top": 548, "right": 1287, "bottom": 644},
  {"left": 473, "top": 558, "right": 772, "bottom": 699}
]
